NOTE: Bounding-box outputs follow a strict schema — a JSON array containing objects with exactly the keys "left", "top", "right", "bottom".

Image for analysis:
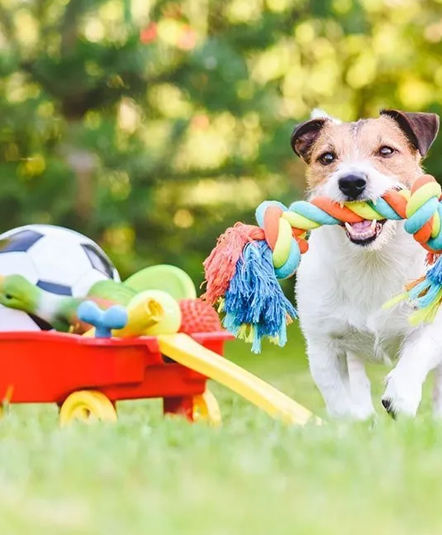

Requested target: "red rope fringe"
[{"left": 201, "top": 223, "right": 264, "bottom": 304}]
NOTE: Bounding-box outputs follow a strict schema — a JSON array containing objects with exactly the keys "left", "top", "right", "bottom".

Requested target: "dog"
[{"left": 291, "top": 108, "right": 442, "bottom": 419}]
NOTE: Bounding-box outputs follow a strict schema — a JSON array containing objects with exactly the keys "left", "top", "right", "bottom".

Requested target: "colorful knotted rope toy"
[{"left": 202, "top": 174, "right": 442, "bottom": 352}]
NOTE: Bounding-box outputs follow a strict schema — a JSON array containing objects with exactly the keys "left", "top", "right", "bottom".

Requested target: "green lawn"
[{"left": 0, "top": 324, "right": 441, "bottom": 535}]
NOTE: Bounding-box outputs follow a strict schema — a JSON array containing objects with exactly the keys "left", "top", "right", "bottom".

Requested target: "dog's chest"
[
  {"left": 331, "top": 271, "right": 411, "bottom": 362},
  {"left": 296, "top": 226, "right": 427, "bottom": 362}
]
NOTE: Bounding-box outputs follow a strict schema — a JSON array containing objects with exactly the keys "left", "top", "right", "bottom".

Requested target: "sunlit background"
[{"left": 1, "top": 0, "right": 442, "bottom": 284}]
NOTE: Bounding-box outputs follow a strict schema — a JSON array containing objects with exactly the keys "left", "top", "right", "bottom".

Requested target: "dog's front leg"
[
  {"left": 307, "top": 337, "right": 358, "bottom": 419},
  {"left": 382, "top": 326, "right": 442, "bottom": 418},
  {"left": 347, "top": 352, "right": 375, "bottom": 420},
  {"left": 432, "top": 363, "right": 442, "bottom": 418}
]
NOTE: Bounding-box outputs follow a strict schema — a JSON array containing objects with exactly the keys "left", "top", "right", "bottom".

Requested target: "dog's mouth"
[{"left": 342, "top": 219, "right": 386, "bottom": 246}]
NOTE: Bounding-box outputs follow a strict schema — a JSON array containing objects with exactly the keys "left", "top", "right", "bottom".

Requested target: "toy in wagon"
[
  {"left": 0, "top": 224, "right": 120, "bottom": 331},
  {"left": 0, "top": 223, "right": 317, "bottom": 428}
]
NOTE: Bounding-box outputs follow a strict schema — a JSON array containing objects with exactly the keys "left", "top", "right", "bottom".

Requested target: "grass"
[{"left": 0, "top": 324, "right": 441, "bottom": 535}]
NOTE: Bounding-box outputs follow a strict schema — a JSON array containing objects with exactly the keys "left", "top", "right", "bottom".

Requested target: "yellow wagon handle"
[{"left": 157, "top": 333, "right": 321, "bottom": 426}]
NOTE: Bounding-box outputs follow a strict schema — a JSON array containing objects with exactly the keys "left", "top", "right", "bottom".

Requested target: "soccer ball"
[{"left": 0, "top": 224, "right": 120, "bottom": 331}]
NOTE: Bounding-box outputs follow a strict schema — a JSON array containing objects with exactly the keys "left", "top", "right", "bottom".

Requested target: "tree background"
[{"left": 0, "top": 0, "right": 442, "bottom": 285}]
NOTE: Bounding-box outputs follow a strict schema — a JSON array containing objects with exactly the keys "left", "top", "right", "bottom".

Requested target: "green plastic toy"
[{"left": 124, "top": 265, "right": 197, "bottom": 301}]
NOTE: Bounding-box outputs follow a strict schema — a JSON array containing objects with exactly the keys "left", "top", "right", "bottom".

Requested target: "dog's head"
[{"left": 291, "top": 109, "right": 440, "bottom": 248}]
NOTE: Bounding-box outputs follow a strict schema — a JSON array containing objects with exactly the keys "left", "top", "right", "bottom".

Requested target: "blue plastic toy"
[{"left": 77, "top": 301, "right": 128, "bottom": 338}]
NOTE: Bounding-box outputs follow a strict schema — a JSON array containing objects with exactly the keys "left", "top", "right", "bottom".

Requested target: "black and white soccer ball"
[{"left": 0, "top": 224, "right": 120, "bottom": 331}]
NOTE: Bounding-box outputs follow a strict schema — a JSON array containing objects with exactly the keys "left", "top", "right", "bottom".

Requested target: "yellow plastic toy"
[
  {"left": 158, "top": 333, "right": 319, "bottom": 426},
  {"left": 84, "top": 290, "right": 181, "bottom": 338}
]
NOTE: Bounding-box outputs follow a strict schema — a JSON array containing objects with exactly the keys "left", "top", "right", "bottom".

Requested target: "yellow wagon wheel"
[
  {"left": 59, "top": 390, "right": 117, "bottom": 427},
  {"left": 192, "top": 389, "right": 221, "bottom": 426}
]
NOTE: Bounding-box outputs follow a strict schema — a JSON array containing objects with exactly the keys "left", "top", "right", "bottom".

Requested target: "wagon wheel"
[
  {"left": 59, "top": 391, "right": 117, "bottom": 427},
  {"left": 192, "top": 389, "right": 221, "bottom": 426}
]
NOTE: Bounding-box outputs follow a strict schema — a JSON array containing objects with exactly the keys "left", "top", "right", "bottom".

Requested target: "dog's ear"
[
  {"left": 380, "top": 109, "right": 440, "bottom": 157},
  {"left": 291, "top": 118, "right": 328, "bottom": 162}
]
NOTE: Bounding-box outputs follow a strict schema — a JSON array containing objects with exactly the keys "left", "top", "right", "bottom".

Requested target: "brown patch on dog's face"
[
  {"left": 304, "top": 116, "right": 423, "bottom": 190},
  {"left": 291, "top": 110, "right": 439, "bottom": 195},
  {"left": 291, "top": 110, "right": 440, "bottom": 247}
]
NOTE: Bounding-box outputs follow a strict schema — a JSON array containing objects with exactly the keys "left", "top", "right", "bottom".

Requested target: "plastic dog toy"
[
  {"left": 203, "top": 174, "right": 442, "bottom": 351},
  {"left": 0, "top": 274, "right": 117, "bottom": 332},
  {"left": 77, "top": 301, "right": 128, "bottom": 338},
  {"left": 82, "top": 290, "right": 182, "bottom": 338}
]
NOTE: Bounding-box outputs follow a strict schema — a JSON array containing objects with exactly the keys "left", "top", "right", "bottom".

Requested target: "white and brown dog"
[{"left": 292, "top": 109, "right": 442, "bottom": 419}]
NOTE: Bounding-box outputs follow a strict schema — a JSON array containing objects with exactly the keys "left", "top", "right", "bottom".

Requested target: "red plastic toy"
[{"left": 0, "top": 330, "right": 231, "bottom": 426}]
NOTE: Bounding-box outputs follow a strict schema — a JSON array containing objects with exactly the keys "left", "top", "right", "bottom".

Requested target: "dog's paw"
[
  {"left": 381, "top": 373, "right": 422, "bottom": 418},
  {"left": 327, "top": 404, "right": 374, "bottom": 422},
  {"left": 381, "top": 397, "right": 397, "bottom": 419},
  {"left": 351, "top": 405, "right": 376, "bottom": 422}
]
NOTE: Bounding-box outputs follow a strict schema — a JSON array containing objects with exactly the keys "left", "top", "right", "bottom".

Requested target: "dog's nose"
[{"left": 338, "top": 174, "right": 367, "bottom": 200}]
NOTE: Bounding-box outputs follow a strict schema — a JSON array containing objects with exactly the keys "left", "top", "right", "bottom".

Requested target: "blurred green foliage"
[{"left": 1, "top": 0, "right": 442, "bottom": 283}]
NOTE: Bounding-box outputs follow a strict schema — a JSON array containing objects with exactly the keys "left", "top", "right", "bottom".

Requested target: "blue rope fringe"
[{"left": 222, "top": 240, "right": 297, "bottom": 353}]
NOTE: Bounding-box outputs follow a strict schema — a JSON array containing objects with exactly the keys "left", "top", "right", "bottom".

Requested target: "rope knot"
[
  {"left": 404, "top": 175, "right": 442, "bottom": 251},
  {"left": 255, "top": 201, "right": 303, "bottom": 279}
]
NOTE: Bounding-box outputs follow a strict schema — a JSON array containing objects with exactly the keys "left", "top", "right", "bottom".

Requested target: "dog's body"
[{"left": 292, "top": 109, "right": 442, "bottom": 419}]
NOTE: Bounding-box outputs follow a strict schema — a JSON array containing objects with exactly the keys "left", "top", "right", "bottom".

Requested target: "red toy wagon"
[{"left": 0, "top": 330, "right": 232, "bottom": 426}]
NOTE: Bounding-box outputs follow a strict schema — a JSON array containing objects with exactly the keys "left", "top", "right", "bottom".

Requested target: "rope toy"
[{"left": 202, "top": 175, "right": 442, "bottom": 352}]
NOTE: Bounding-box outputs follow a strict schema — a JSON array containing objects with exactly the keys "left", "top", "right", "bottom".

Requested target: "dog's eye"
[
  {"left": 379, "top": 146, "right": 395, "bottom": 157},
  {"left": 319, "top": 152, "right": 335, "bottom": 165}
]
